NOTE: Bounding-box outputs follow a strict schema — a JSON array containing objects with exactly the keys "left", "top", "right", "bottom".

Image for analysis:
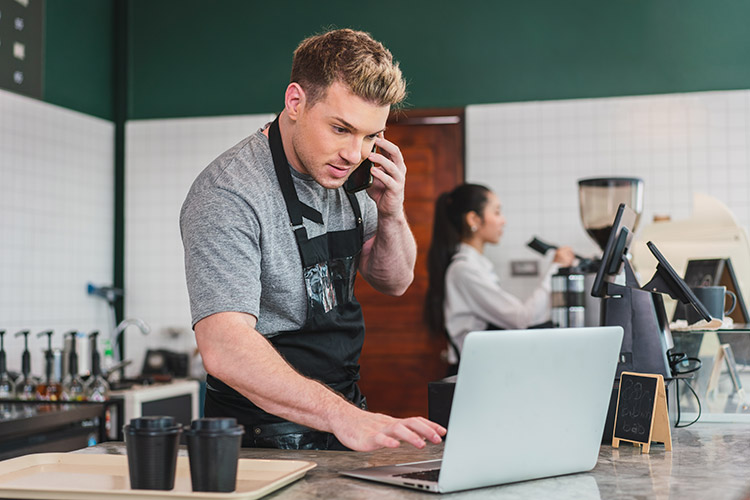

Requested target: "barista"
[
  {"left": 181, "top": 29, "right": 445, "bottom": 451},
  {"left": 425, "top": 184, "right": 575, "bottom": 373}
]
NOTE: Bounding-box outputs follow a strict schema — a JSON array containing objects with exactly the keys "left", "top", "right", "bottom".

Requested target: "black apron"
[{"left": 205, "top": 117, "right": 367, "bottom": 450}]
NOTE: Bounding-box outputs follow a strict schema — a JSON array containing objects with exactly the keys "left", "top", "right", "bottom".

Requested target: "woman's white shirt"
[{"left": 443, "top": 243, "right": 559, "bottom": 364}]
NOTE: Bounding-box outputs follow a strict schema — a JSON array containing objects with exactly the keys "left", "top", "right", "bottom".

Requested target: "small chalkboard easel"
[{"left": 612, "top": 372, "right": 672, "bottom": 453}]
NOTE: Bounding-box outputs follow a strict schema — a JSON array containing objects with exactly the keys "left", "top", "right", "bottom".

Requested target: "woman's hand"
[{"left": 553, "top": 246, "right": 576, "bottom": 267}]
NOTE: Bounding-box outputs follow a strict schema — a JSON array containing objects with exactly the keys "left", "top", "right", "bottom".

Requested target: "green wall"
[
  {"left": 40, "top": 0, "right": 750, "bottom": 121},
  {"left": 44, "top": 0, "right": 114, "bottom": 120},
  {"left": 127, "top": 0, "right": 750, "bottom": 120}
]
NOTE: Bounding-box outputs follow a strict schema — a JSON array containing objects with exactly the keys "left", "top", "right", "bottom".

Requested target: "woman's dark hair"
[{"left": 424, "top": 184, "right": 491, "bottom": 335}]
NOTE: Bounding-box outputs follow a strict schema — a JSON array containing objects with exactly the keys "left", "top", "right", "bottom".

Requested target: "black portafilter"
[
  {"left": 527, "top": 237, "right": 558, "bottom": 255},
  {"left": 15, "top": 330, "right": 31, "bottom": 378},
  {"left": 527, "top": 237, "right": 592, "bottom": 266}
]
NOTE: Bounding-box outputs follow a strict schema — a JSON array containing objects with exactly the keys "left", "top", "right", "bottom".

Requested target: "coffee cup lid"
[
  {"left": 190, "top": 417, "right": 237, "bottom": 431},
  {"left": 130, "top": 416, "right": 177, "bottom": 431},
  {"left": 185, "top": 417, "right": 244, "bottom": 436}
]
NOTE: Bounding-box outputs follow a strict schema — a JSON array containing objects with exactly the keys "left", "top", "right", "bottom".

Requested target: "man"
[{"left": 180, "top": 28, "right": 446, "bottom": 451}]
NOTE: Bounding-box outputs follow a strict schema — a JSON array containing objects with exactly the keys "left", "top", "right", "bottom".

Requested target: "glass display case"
[{"left": 671, "top": 327, "right": 750, "bottom": 422}]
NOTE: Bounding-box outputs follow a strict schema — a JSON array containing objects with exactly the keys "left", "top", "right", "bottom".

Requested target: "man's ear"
[{"left": 284, "top": 83, "right": 306, "bottom": 121}]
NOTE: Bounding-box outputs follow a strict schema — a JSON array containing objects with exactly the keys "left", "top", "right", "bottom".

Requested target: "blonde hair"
[{"left": 291, "top": 28, "right": 407, "bottom": 108}]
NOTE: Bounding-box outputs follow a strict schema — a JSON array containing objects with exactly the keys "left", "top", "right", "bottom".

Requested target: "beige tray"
[{"left": 0, "top": 453, "right": 316, "bottom": 500}]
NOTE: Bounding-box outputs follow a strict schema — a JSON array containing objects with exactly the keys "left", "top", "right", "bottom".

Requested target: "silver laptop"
[{"left": 340, "top": 326, "right": 623, "bottom": 493}]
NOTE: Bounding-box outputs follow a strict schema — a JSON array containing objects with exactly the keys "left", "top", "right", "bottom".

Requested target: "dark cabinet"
[{"left": 0, "top": 401, "right": 107, "bottom": 460}]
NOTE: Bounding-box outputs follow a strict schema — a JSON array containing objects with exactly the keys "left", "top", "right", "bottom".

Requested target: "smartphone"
[{"left": 344, "top": 145, "right": 376, "bottom": 193}]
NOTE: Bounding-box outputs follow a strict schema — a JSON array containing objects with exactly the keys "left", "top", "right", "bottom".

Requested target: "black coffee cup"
[
  {"left": 124, "top": 416, "right": 182, "bottom": 490},
  {"left": 184, "top": 418, "right": 245, "bottom": 492},
  {"left": 687, "top": 286, "right": 737, "bottom": 324}
]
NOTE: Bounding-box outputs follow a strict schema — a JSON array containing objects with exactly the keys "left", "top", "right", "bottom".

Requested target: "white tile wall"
[
  {"left": 467, "top": 90, "right": 750, "bottom": 299},
  {"left": 6, "top": 85, "right": 748, "bottom": 378},
  {"left": 123, "top": 114, "right": 274, "bottom": 376},
  {"left": 0, "top": 89, "right": 114, "bottom": 377}
]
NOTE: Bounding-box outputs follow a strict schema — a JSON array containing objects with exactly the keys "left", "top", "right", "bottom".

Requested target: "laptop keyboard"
[{"left": 394, "top": 468, "right": 441, "bottom": 482}]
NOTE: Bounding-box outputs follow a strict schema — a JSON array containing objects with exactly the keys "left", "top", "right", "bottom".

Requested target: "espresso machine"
[
  {"left": 534, "top": 178, "right": 711, "bottom": 438},
  {"left": 577, "top": 178, "right": 671, "bottom": 441},
  {"left": 577, "top": 177, "right": 677, "bottom": 379}
]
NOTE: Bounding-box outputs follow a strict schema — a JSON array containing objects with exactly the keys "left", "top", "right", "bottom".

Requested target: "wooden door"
[{"left": 356, "top": 109, "right": 464, "bottom": 418}]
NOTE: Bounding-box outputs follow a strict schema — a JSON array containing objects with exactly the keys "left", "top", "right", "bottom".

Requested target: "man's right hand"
[
  {"left": 330, "top": 404, "right": 447, "bottom": 452},
  {"left": 197, "top": 311, "right": 446, "bottom": 452}
]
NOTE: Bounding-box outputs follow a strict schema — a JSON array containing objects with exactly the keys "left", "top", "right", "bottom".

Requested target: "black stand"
[
  {"left": 600, "top": 260, "right": 680, "bottom": 442},
  {"left": 601, "top": 262, "right": 673, "bottom": 379}
]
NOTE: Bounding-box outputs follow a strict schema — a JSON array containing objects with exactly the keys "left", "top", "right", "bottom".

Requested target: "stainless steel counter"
[{"left": 78, "top": 422, "right": 750, "bottom": 499}]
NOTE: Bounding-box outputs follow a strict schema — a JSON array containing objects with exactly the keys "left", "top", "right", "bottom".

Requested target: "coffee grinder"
[{"left": 578, "top": 177, "right": 644, "bottom": 251}]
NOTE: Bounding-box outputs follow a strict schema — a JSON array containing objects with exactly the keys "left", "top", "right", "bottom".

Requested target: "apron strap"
[
  {"left": 268, "top": 117, "right": 323, "bottom": 227},
  {"left": 269, "top": 116, "right": 364, "bottom": 253},
  {"left": 344, "top": 189, "right": 364, "bottom": 242}
]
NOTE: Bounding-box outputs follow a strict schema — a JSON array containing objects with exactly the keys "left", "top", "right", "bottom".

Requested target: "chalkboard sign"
[
  {"left": 613, "top": 374, "right": 656, "bottom": 441},
  {"left": 612, "top": 372, "right": 672, "bottom": 454}
]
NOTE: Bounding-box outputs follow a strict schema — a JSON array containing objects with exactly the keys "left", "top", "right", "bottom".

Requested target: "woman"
[{"left": 425, "top": 184, "right": 574, "bottom": 373}]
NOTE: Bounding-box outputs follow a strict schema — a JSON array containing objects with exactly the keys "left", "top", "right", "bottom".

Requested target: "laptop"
[{"left": 340, "top": 326, "right": 623, "bottom": 493}]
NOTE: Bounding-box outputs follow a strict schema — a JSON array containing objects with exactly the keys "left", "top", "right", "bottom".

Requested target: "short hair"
[{"left": 290, "top": 28, "right": 407, "bottom": 108}]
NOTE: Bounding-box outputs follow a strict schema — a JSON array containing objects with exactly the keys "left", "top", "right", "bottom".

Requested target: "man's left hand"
[{"left": 366, "top": 136, "right": 406, "bottom": 218}]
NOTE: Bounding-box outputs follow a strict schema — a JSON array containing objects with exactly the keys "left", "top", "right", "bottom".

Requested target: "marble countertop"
[{"left": 80, "top": 423, "right": 750, "bottom": 499}]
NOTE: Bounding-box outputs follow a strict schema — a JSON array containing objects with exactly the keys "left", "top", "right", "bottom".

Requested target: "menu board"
[{"left": 0, "top": 0, "right": 43, "bottom": 98}]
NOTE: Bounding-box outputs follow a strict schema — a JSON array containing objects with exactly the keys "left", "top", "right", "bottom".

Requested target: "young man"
[{"left": 180, "top": 29, "right": 446, "bottom": 451}]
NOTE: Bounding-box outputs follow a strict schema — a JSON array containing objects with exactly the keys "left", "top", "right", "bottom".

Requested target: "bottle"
[
  {"left": 62, "top": 331, "right": 87, "bottom": 401},
  {"left": 36, "top": 330, "right": 63, "bottom": 401},
  {"left": 0, "top": 330, "right": 15, "bottom": 399},
  {"left": 13, "top": 330, "right": 36, "bottom": 400},
  {"left": 86, "top": 331, "right": 109, "bottom": 402}
]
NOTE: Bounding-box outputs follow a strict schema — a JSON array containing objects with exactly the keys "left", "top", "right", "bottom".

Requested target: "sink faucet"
[{"left": 112, "top": 318, "right": 150, "bottom": 362}]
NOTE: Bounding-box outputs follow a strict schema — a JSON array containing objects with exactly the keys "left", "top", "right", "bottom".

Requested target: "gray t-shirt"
[{"left": 180, "top": 129, "right": 378, "bottom": 336}]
